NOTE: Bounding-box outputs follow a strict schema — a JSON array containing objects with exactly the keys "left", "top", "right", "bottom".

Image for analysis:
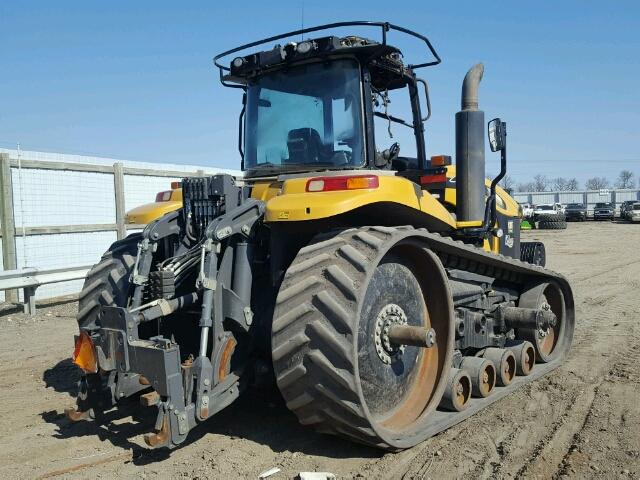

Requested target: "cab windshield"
[{"left": 244, "top": 59, "right": 364, "bottom": 173}]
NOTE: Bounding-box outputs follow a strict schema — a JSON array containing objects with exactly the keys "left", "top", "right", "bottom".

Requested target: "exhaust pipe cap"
[{"left": 461, "top": 63, "right": 484, "bottom": 111}]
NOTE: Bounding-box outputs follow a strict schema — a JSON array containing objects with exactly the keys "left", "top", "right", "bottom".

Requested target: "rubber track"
[
  {"left": 77, "top": 233, "right": 141, "bottom": 329},
  {"left": 271, "top": 226, "right": 574, "bottom": 450}
]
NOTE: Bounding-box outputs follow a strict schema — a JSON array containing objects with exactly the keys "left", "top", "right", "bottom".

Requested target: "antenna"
[{"left": 300, "top": 2, "right": 304, "bottom": 41}]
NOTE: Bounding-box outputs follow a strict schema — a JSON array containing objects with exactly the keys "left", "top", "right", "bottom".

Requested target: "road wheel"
[
  {"left": 271, "top": 227, "right": 453, "bottom": 450},
  {"left": 517, "top": 282, "right": 569, "bottom": 362},
  {"left": 77, "top": 233, "right": 141, "bottom": 330}
]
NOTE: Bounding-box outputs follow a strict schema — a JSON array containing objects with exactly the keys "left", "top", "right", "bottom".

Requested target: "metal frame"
[
  {"left": 217, "top": 22, "right": 439, "bottom": 173},
  {"left": 213, "top": 21, "right": 442, "bottom": 87},
  {"left": 79, "top": 174, "right": 266, "bottom": 448},
  {"left": 0, "top": 264, "right": 92, "bottom": 314}
]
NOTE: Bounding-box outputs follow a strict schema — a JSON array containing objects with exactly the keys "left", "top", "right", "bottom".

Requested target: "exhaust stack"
[{"left": 456, "top": 63, "right": 485, "bottom": 224}]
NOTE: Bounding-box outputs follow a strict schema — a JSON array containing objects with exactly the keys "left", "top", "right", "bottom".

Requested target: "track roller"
[
  {"left": 480, "top": 347, "right": 516, "bottom": 386},
  {"left": 518, "top": 282, "right": 568, "bottom": 363},
  {"left": 505, "top": 340, "right": 536, "bottom": 376},
  {"left": 460, "top": 356, "right": 495, "bottom": 398},
  {"left": 439, "top": 368, "right": 472, "bottom": 412}
]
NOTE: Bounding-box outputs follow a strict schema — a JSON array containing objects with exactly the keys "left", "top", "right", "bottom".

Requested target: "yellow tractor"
[
  {"left": 67, "top": 21, "right": 573, "bottom": 450},
  {"left": 125, "top": 183, "right": 183, "bottom": 225}
]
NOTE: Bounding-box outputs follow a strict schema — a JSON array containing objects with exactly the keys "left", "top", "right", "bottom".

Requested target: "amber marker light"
[
  {"left": 305, "top": 175, "right": 379, "bottom": 192},
  {"left": 72, "top": 331, "right": 98, "bottom": 373}
]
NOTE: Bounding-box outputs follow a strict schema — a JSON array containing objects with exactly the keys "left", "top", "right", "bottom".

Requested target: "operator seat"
[{"left": 286, "top": 128, "right": 323, "bottom": 164}]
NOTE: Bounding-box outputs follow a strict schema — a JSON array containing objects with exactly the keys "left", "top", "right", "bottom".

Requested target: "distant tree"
[
  {"left": 552, "top": 177, "right": 568, "bottom": 191},
  {"left": 585, "top": 177, "right": 610, "bottom": 190},
  {"left": 517, "top": 182, "right": 535, "bottom": 192},
  {"left": 501, "top": 175, "right": 515, "bottom": 191},
  {"left": 566, "top": 178, "right": 580, "bottom": 191},
  {"left": 616, "top": 170, "right": 635, "bottom": 189},
  {"left": 533, "top": 174, "right": 549, "bottom": 192}
]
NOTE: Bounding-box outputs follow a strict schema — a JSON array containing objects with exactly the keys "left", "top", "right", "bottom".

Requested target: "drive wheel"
[
  {"left": 271, "top": 227, "right": 453, "bottom": 450},
  {"left": 517, "top": 282, "right": 570, "bottom": 362},
  {"left": 77, "top": 233, "right": 141, "bottom": 330}
]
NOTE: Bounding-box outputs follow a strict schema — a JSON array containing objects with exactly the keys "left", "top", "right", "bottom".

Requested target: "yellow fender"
[
  {"left": 125, "top": 189, "right": 183, "bottom": 225},
  {"left": 256, "top": 174, "right": 456, "bottom": 230}
]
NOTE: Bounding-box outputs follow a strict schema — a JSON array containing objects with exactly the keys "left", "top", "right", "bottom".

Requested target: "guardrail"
[{"left": 0, "top": 265, "right": 92, "bottom": 315}]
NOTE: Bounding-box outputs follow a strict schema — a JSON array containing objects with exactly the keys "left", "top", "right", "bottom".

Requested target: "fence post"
[
  {"left": 0, "top": 153, "right": 18, "bottom": 302},
  {"left": 113, "top": 162, "right": 127, "bottom": 240}
]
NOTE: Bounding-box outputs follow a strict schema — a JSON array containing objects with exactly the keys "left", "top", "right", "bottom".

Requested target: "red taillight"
[
  {"left": 420, "top": 174, "right": 447, "bottom": 185},
  {"left": 305, "top": 175, "right": 379, "bottom": 192},
  {"left": 155, "top": 190, "right": 172, "bottom": 202}
]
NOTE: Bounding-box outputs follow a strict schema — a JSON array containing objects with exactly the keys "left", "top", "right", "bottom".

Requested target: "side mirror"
[{"left": 488, "top": 118, "right": 506, "bottom": 152}]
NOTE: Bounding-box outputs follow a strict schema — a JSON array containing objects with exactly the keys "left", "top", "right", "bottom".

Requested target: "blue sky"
[{"left": 1, "top": 1, "right": 639, "bottom": 186}]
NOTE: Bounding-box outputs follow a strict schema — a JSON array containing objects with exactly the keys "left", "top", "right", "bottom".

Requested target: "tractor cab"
[{"left": 215, "top": 22, "right": 439, "bottom": 178}]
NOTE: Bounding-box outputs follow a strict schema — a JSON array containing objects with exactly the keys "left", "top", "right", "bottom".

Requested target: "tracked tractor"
[{"left": 67, "top": 22, "right": 574, "bottom": 450}]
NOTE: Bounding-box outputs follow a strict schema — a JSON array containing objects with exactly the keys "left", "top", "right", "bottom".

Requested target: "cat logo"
[{"left": 278, "top": 211, "right": 290, "bottom": 219}]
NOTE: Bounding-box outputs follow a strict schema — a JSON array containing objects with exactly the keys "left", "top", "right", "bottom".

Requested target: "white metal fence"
[
  {"left": 0, "top": 148, "right": 241, "bottom": 303},
  {"left": 513, "top": 189, "right": 640, "bottom": 216}
]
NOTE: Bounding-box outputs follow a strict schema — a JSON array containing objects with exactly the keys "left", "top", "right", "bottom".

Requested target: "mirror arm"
[
  {"left": 483, "top": 142, "right": 507, "bottom": 233},
  {"left": 238, "top": 93, "right": 246, "bottom": 168},
  {"left": 416, "top": 78, "right": 431, "bottom": 122}
]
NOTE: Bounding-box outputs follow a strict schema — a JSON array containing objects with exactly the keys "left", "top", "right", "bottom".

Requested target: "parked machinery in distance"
[
  {"left": 533, "top": 203, "right": 567, "bottom": 230},
  {"left": 628, "top": 202, "right": 640, "bottom": 223},
  {"left": 520, "top": 202, "right": 534, "bottom": 219},
  {"left": 564, "top": 203, "right": 587, "bottom": 221},
  {"left": 533, "top": 203, "right": 563, "bottom": 219},
  {"left": 620, "top": 200, "right": 636, "bottom": 221},
  {"left": 593, "top": 202, "right": 615, "bottom": 221}
]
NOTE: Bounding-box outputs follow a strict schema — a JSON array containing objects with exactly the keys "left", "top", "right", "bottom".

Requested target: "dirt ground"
[{"left": 0, "top": 221, "right": 638, "bottom": 479}]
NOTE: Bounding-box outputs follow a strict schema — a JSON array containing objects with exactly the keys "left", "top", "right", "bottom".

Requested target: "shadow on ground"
[
  {"left": 43, "top": 358, "right": 82, "bottom": 395},
  {"left": 41, "top": 381, "right": 380, "bottom": 465}
]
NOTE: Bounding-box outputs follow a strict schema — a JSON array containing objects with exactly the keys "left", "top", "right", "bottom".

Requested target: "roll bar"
[{"left": 213, "top": 21, "right": 441, "bottom": 86}]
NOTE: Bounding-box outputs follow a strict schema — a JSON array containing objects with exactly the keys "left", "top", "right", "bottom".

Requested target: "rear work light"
[
  {"left": 72, "top": 331, "right": 97, "bottom": 373},
  {"left": 306, "top": 175, "right": 379, "bottom": 192},
  {"left": 170, "top": 181, "right": 181, "bottom": 189},
  {"left": 155, "top": 190, "right": 173, "bottom": 202}
]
